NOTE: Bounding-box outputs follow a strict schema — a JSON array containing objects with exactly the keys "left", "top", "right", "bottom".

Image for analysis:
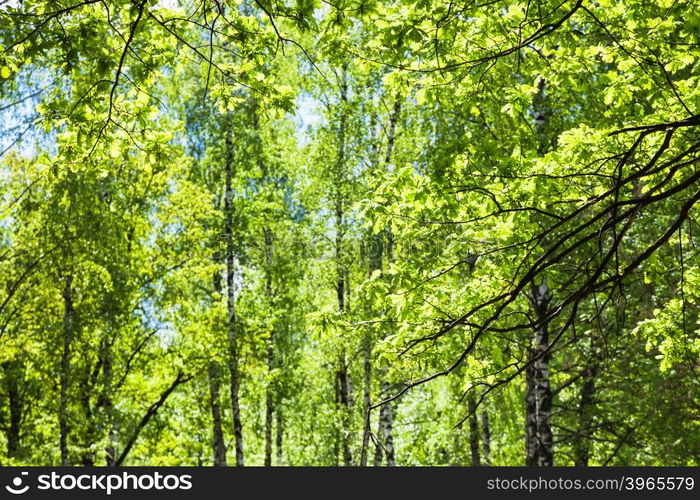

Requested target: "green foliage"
[{"left": 0, "top": 0, "right": 698, "bottom": 466}]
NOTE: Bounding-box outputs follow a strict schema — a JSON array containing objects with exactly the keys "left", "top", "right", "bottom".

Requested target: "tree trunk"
[
  {"left": 373, "top": 227, "right": 397, "bottom": 466},
  {"left": 102, "top": 335, "right": 116, "bottom": 466},
  {"left": 275, "top": 407, "right": 283, "bottom": 465},
  {"left": 373, "top": 409, "right": 383, "bottom": 466},
  {"left": 208, "top": 254, "right": 227, "bottom": 466},
  {"left": 360, "top": 338, "right": 371, "bottom": 466},
  {"left": 208, "top": 362, "right": 227, "bottom": 466},
  {"left": 525, "top": 355, "right": 538, "bottom": 466},
  {"left": 468, "top": 393, "right": 481, "bottom": 466},
  {"left": 337, "top": 354, "right": 353, "bottom": 466},
  {"left": 224, "top": 119, "right": 244, "bottom": 467},
  {"left": 373, "top": 379, "right": 395, "bottom": 466},
  {"left": 332, "top": 373, "right": 340, "bottom": 467},
  {"left": 79, "top": 352, "right": 96, "bottom": 466},
  {"left": 330, "top": 63, "right": 356, "bottom": 466},
  {"left": 378, "top": 380, "right": 395, "bottom": 466},
  {"left": 60, "top": 274, "right": 74, "bottom": 466},
  {"left": 574, "top": 363, "right": 598, "bottom": 466},
  {"left": 106, "top": 419, "right": 118, "bottom": 467},
  {"left": 377, "top": 226, "right": 397, "bottom": 467},
  {"left": 525, "top": 80, "right": 555, "bottom": 467},
  {"left": 481, "top": 409, "right": 491, "bottom": 465},
  {"left": 263, "top": 227, "right": 276, "bottom": 467},
  {"left": 334, "top": 172, "right": 353, "bottom": 466},
  {"left": 264, "top": 373, "right": 274, "bottom": 467},
  {"left": 530, "top": 283, "right": 553, "bottom": 467},
  {"left": 360, "top": 230, "right": 383, "bottom": 466},
  {"left": 384, "top": 98, "right": 402, "bottom": 167}
]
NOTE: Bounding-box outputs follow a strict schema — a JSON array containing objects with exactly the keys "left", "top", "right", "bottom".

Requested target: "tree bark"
[
  {"left": 224, "top": 118, "right": 244, "bottom": 467},
  {"left": 333, "top": 67, "right": 354, "bottom": 465},
  {"left": 574, "top": 362, "right": 598, "bottom": 466},
  {"left": 525, "top": 353, "right": 538, "bottom": 465},
  {"left": 373, "top": 409, "right": 383, "bottom": 466},
  {"left": 530, "top": 283, "right": 553, "bottom": 467},
  {"left": 378, "top": 380, "right": 395, "bottom": 466},
  {"left": 332, "top": 373, "right": 340, "bottom": 467},
  {"left": 337, "top": 354, "right": 353, "bottom": 466},
  {"left": 468, "top": 393, "right": 481, "bottom": 466},
  {"left": 102, "top": 335, "right": 117, "bottom": 466},
  {"left": 263, "top": 227, "right": 276, "bottom": 467},
  {"left": 360, "top": 230, "right": 383, "bottom": 466},
  {"left": 208, "top": 362, "right": 227, "bottom": 466},
  {"left": 481, "top": 409, "right": 491, "bottom": 465},
  {"left": 275, "top": 406, "right": 283, "bottom": 465},
  {"left": 376, "top": 225, "right": 397, "bottom": 467},
  {"left": 384, "top": 98, "right": 402, "bottom": 167},
  {"left": 524, "top": 79, "right": 555, "bottom": 467},
  {"left": 264, "top": 369, "right": 274, "bottom": 466},
  {"left": 79, "top": 350, "right": 97, "bottom": 466},
  {"left": 208, "top": 253, "right": 227, "bottom": 467},
  {"left": 360, "top": 338, "right": 372, "bottom": 466}
]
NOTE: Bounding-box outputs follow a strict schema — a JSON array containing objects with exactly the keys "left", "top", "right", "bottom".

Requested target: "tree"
[{"left": 0, "top": 0, "right": 698, "bottom": 466}]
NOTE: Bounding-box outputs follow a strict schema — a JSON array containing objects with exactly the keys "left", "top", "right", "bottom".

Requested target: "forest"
[{"left": 0, "top": 0, "right": 698, "bottom": 467}]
